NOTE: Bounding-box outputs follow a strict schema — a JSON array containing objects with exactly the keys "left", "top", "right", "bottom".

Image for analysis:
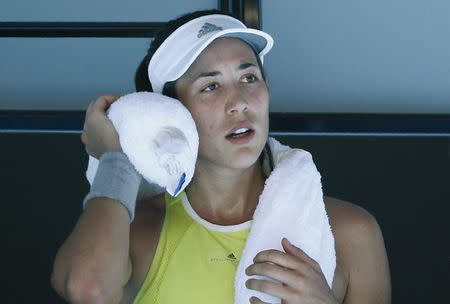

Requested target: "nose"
[{"left": 225, "top": 85, "right": 248, "bottom": 115}]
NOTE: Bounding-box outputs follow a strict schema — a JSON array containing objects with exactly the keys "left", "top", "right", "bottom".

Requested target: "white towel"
[
  {"left": 85, "top": 92, "right": 199, "bottom": 197},
  {"left": 234, "top": 137, "right": 336, "bottom": 304}
]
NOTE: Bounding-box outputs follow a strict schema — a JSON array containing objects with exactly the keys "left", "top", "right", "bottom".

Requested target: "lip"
[
  {"left": 225, "top": 129, "right": 255, "bottom": 145},
  {"left": 226, "top": 121, "right": 254, "bottom": 137}
]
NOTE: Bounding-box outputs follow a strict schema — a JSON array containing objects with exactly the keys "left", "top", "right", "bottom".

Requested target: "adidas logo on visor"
[{"left": 197, "top": 22, "right": 223, "bottom": 38}]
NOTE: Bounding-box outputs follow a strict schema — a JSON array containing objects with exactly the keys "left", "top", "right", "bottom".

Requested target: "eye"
[
  {"left": 201, "top": 83, "right": 219, "bottom": 92},
  {"left": 242, "top": 74, "right": 258, "bottom": 83}
]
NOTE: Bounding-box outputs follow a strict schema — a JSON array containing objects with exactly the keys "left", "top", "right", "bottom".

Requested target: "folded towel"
[
  {"left": 234, "top": 137, "right": 336, "bottom": 303},
  {"left": 85, "top": 92, "right": 199, "bottom": 197}
]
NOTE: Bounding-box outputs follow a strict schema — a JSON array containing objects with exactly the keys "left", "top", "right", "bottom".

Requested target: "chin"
[
  {"left": 198, "top": 134, "right": 267, "bottom": 169},
  {"left": 228, "top": 155, "right": 260, "bottom": 170},
  {"left": 225, "top": 144, "right": 265, "bottom": 170}
]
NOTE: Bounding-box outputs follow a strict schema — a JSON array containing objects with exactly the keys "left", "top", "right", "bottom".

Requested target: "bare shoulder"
[
  {"left": 324, "top": 196, "right": 379, "bottom": 237},
  {"left": 323, "top": 195, "right": 385, "bottom": 265},
  {"left": 324, "top": 196, "right": 391, "bottom": 304}
]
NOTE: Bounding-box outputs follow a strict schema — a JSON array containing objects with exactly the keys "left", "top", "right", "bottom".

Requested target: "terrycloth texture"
[
  {"left": 85, "top": 92, "right": 199, "bottom": 197},
  {"left": 83, "top": 151, "right": 141, "bottom": 221},
  {"left": 234, "top": 137, "right": 336, "bottom": 304}
]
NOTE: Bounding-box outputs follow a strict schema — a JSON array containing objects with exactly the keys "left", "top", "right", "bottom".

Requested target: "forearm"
[{"left": 52, "top": 198, "right": 131, "bottom": 303}]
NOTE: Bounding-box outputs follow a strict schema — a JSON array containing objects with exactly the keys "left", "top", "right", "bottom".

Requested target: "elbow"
[
  {"left": 51, "top": 269, "right": 121, "bottom": 304},
  {"left": 65, "top": 275, "right": 105, "bottom": 304},
  {"left": 51, "top": 262, "right": 68, "bottom": 301}
]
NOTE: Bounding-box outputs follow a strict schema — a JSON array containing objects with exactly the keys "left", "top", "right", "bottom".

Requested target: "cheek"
[
  {"left": 179, "top": 90, "right": 222, "bottom": 143},
  {"left": 191, "top": 110, "right": 224, "bottom": 158},
  {"left": 249, "top": 84, "right": 269, "bottom": 115},
  {"left": 252, "top": 85, "right": 270, "bottom": 137},
  {"left": 189, "top": 105, "right": 218, "bottom": 139}
]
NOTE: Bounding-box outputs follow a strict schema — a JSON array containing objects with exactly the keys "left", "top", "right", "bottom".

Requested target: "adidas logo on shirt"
[
  {"left": 227, "top": 253, "right": 237, "bottom": 260},
  {"left": 209, "top": 252, "right": 239, "bottom": 263},
  {"left": 197, "top": 22, "right": 223, "bottom": 38}
]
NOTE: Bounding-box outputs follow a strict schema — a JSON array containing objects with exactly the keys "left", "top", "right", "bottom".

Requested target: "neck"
[{"left": 185, "top": 160, "right": 266, "bottom": 226}]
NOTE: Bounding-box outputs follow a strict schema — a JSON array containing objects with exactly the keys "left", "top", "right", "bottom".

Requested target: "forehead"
[{"left": 183, "top": 37, "right": 258, "bottom": 75}]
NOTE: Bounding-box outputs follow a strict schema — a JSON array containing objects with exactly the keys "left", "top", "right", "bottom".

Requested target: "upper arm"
[
  {"left": 344, "top": 211, "right": 391, "bottom": 303},
  {"left": 325, "top": 197, "right": 391, "bottom": 304}
]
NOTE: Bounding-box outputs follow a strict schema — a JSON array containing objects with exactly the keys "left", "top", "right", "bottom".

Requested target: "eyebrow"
[
  {"left": 194, "top": 62, "right": 257, "bottom": 81},
  {"left": 237, "top": 62, "right": 257, "bottom": 71}
]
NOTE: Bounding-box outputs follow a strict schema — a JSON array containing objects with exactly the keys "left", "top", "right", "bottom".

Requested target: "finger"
[
  {"left": 253, "top": 249, "right": 302, "bottom": 271},
  {"left": 94, "top": 95, "right": 119, "bottom": 111},
  {"left": 249, "top": 296, "right": 270, "bottom": 304},
  {"left": 102, "top": 94, "right": 119, "bottom": 107},
  {"left": 102, "top": 94, "right": 119, "bottom": 103},
  {"left": 86, "top": 100, "right": 94, "bottom": 113},
  {"left": 246, "top": 278, "right": 291, "bottom": 300},
  {"left": 246, "top": 261, "right": 302, "bottom": 287},
  {"left": 282, "top": 238, "right": 322, "bottom": 273}
]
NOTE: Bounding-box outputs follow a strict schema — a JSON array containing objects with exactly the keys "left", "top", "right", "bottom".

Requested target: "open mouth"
[{"left": 226, "top": 128, "right": 254, "bottom": 138}]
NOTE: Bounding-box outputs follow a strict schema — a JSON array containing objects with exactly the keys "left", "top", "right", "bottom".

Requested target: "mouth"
[
  {"left": 225, "top": 127, "right": 254, "bottom": 139},
  {"left": 225, "top": 124, "right": 256, "bottom": 144}
]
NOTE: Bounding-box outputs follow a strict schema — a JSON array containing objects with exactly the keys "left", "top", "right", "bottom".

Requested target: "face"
[{"left": 175, "top": 37, "right": 269, "bottom": 170}]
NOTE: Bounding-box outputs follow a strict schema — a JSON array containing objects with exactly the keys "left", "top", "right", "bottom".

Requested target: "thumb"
[
  {"left": 281, "top": 237, "right": 295, "bottom": 252},
  {"left": 103, "top": 95, "right": 119, "bottom": 106}
]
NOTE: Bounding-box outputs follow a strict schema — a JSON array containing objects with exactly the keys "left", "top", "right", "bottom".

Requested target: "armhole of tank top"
[{"left": 132, "top": 193, "right": 172, "bottom": 303}]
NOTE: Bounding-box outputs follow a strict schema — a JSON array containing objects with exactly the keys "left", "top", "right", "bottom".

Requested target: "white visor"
[{"left": 148, "top": 14, "right": 274, "bottom": 94}]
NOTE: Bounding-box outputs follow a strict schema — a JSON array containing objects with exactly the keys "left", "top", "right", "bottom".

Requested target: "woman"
[{"left": 52, "top": 9, "right": 391, "bottom": 304}]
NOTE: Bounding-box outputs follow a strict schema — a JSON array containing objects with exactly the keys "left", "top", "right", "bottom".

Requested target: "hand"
[
  {"left": 81, "top": 95, "right": 122, "bottom": 159},
  {"left": 245, "top": 238, "right": 338, "bottom": 304}
]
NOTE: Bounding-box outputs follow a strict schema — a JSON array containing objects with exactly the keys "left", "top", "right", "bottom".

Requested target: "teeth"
[{"left": 232, "top": 128, "right": 249, "bottom": 135}]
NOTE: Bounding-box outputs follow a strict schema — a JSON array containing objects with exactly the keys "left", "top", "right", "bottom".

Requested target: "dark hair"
[{"left": 134, "top": 9, "right": 267, "bottom": 97}]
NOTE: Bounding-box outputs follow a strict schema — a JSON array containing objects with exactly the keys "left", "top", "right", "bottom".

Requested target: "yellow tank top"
[{"left": 133, "top": 191, "right": 251, "bottom": 304}]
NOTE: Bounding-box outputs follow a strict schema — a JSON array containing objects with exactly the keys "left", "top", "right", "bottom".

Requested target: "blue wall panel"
[
  {"left": 262, "top": 0, "right": 450, "bottom": 113},
  {"left": 1, "top": 0, "right": 217, "bottom": 22},
  {"left": 1, "top": 38, "right": 150, "bottom": 110}
]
